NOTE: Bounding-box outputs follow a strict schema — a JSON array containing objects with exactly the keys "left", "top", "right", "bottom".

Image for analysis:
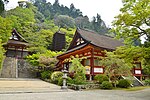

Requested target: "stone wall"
[
  {"left": 0, "top": 57, "right": 17, "bottom": 78},
  {"left": 18, "top": 59, "right": 36, "bottom": 78},
  {"left": 0, "top": 57, "right": 36, "bottom": 78}
]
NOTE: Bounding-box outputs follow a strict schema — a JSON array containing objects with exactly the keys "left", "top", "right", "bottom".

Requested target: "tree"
[
  {"left": 0, "top": 16, "right": 12, "bottom": 43},
  {"left": 69, "top": 55, "right": 86, "bottom": 84},
  {"left": 0, "top": 39, "right": 4, "bottom": 68},
  {"left": 54, "top": 15, "right": 75, "bottom": 28},
  {"left": 75, "top": 16, "right": 90, "bottom": 29},
  {"left": 112, "top": 0, "right": 150, "bottom": 75},
  {"left": 99, "top": 51, "right": 132, "bottom": 87},
  {"left": 91, "top": 14, "right": 108, "bottom": 34},
  {"left": 0, "top": 16, "right": 12, "bottom": 68},
  {"left": 112, "top": 0, "right": 150, "bottom": 45},
  {"left": 0, "top": 0, "right": 4, "bottom": 14}
]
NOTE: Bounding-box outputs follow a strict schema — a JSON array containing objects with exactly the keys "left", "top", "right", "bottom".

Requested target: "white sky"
[{"left": 6, "top": 0, "right": 123, "bottom": 27}]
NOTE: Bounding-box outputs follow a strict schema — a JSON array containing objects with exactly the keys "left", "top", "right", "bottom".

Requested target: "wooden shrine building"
[
  {"left": 56, "top": 29, "right": 143, "bottom": 80},
  {"left": 4, "top": 29, "right": 29, "bottom": 59}
]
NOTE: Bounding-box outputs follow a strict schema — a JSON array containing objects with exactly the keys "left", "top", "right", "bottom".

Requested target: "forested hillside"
[{"left": 0, "top": 0, "right": 111, "bottom": 68}]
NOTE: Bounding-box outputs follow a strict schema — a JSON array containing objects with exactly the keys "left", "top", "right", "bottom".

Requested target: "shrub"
[
  {"left": 118, "top": 79, "right": 131, "bottom": 88},
  {"left": 144, "top": 79, "right": 150, "bottom": 86},
  {"left": 73, "top": 73, "right": 86, "bottom": 85},
  {"left": 94, "top": 74, "right": 109, "bottom": 84},
  {"left": 101, "top": 81, "right": 113, "bottom": 89},
  {"left": 58, "top": 77, "right": 73, "bottom": 86},
  {"left": 51, "top": 71, "right": 63, "bottom": 84},
  {"left": 41, "top": 71, "right": 52, "bottom": 79},
  {"left": 67, "top": 77, "right": 74, "bottom": 84},
  {"left": 58, "top": 77, "right": 63, "bottom": 86}
]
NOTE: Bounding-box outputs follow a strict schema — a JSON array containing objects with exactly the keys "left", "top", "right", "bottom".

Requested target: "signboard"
[
  {"left": 94, "top": 68, "right": 103, "bottom": 73},
  {"left": 85, "top": 66, "right": 90, "bottom": 74},
  {"left": 135, "top": 70, "right": 141, "bottom": 74}
]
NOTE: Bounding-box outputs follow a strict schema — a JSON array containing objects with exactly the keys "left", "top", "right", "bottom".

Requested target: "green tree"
[
  {"left": 26, "top": 50, "right": 63, "bottom": 72},
  {"left": 0, "top": 16, "right": 12, "bottom": 43},
  {"left": 0, "top": 16, "right": 12, "bottom": 68},
  {"left": 99, "top": 51, "right": 132, "bottom": 87},
  {"left": 112, "top": 0, "right": 150, "bottom": 45},
  {"left": 112, "top": 0, "right": 150, "bottom": 75},
  {"left": 54, "top": 15, "right": 75, "bottom": 28},
  {"left": 0, "top": 39, "right": 4, "bottom": 68},
  {"left": 69, "top": 55, "right": 86, "bottom": 84}
]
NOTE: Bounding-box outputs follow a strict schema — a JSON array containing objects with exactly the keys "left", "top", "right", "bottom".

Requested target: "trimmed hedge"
[
  {"left": 51, "top": 71, "right": 63, "bottom": 84},
  {"left": 101, "top": 81, "right": 113, "bottom": 89},
  {"left": 41, "top": 71, "right": 52, "bottom": 79},
  {"left": 144, "top": 79, "right": 150, "bottom": 86},
  {"left": 94, "top": 74, "right": 109, "bottom": 84},
  {"left": 118, "top": 79, "right": 131, "bottom": 88},
  {"left": 73, "top": 73, "right": 86, "bottom": 85}
]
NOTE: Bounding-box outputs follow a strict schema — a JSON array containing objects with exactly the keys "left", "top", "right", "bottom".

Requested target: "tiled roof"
[{"left": 77, "top": 29, "right": 124, "bottom": 50}]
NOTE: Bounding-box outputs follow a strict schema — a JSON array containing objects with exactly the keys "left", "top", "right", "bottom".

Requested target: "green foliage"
[
  {"left": 58, "top": 77, "right": 73, "bottom": 86},
  {"left": 51, "top": 71, "right": 63, "bottom": 84},
  {"left": 0, "top": 16, "right": 12, "bottom": 69},
  {"left": 69, "top": 55, "right": 86, "bottom": 74},
  {"left": 57, "top": 77, "right": 63, "bottom": 86},
  {"left": 112, "top": 0, "right": 150, "bottom": 45},
  {"left": 112, "top": 0, "right": 150, "bottom": 76},
  {"left": 91, "top": 14, "right": 109, "bottom": 34},
  {"left": 0, "top": 16, "right": 12, "bottom": 43},
  {"left": 0, "top": 39, "right": 4, "bottom": 69},
  {"left": 67, "top": 77, "right": 74, "bottom": 84},
  {"left": 33, "top": 0, "right": 109, "bottom": 35},
  {"left": 115, "top": 46, "right": 150, "bottom": 76},
  {"left": 118, "top": 79, "right": 131, "bottom": 88},
  {"left": 101, "top": 81, "right": 113, "bottom": 89},
  {"left": 26, "top": 53, "right": 40, "bottom": 66},
  {"left": 26, "top": 50, "right": 62, "bottom": 72},
  {"left": 144, "top": 79, "right": 150, "bottom": 86},
  {"left": 68, "top": 55, "right": 86, "bottom": 85},
  {"left": 99, "top": 51, "right": 132, "bottom": 82},
  {"left": 94, "top": 74, "right": 109, "bottom": 84},
  {"left": 54, "top": 15, "right": 75, "bottom": 28},
  {"left": 73, "top": 73, "right": 86, "bottom": 85},
  {"left": 41, "top": 70, "right": 52, "bottom": 79}
]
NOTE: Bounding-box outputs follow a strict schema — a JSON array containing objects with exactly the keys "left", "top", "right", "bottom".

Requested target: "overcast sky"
[{"left": 6, "top": 0, "right": 123, "bottom": 27}]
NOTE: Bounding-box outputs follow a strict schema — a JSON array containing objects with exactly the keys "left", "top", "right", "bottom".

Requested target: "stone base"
[{"left": 61, "top": 86, "right": 68, "bottom": 90}]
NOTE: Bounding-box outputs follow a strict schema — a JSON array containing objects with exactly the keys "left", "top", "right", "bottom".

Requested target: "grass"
[
  {"left": 112, "top": 86, "right": 150, "bottom": 91},
  {"left": 124, "top": 86, "right": 150, "bottom": 91}
]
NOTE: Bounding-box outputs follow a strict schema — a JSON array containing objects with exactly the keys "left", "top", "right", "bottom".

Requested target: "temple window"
[
  {"left": 84, "top": 59, "right": 90, "bottom": 66},
  {"left": 135, "top": 63, "right": 141, "bottom": 69},
  {"left": 94, "top": 59, "right": 99, "bottom": 66}
]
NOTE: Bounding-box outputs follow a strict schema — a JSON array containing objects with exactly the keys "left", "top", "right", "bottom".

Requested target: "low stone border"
[{"left": 67, "top": 83, "right": 100, "bottom": 90}]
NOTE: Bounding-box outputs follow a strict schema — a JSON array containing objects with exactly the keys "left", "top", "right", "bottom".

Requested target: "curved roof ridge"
[{"left": 77, "top": 29, "right": 124, "bottom": 50}]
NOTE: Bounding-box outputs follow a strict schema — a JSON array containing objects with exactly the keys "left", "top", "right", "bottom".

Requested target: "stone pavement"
[
  {"left": 0, "top": 88, "right": 150, "bottom": 100},
  {"left": 0, "top": 78, "right": 71, "bottom": 94}
]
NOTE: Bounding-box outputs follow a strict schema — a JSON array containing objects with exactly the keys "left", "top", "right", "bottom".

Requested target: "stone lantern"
[{"left": 61, "top": 66, "right": 68, "bottom": 90}]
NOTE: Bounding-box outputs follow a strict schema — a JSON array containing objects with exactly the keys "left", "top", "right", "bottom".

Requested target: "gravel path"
[{"left": 0, "top": 78, "right": 150, "bottom": 100}]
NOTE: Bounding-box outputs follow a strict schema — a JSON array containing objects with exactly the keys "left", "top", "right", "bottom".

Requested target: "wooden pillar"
[
  {"left": 21, "top": 46, "right": 23, "bottom": 59},
  {"left": 15, "top": 47, "right": 17, "bottom": 58},
  {"left": 90, "top": 48, "right": 94, "bottom": 80}
]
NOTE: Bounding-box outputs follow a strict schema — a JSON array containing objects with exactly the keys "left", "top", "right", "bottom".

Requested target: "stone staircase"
[
  {"left": 0, "top": 57, "right": 17, "bottom": 78},
  {"left": 122, "top": 76, "right": 144, "bottom": 86}
]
